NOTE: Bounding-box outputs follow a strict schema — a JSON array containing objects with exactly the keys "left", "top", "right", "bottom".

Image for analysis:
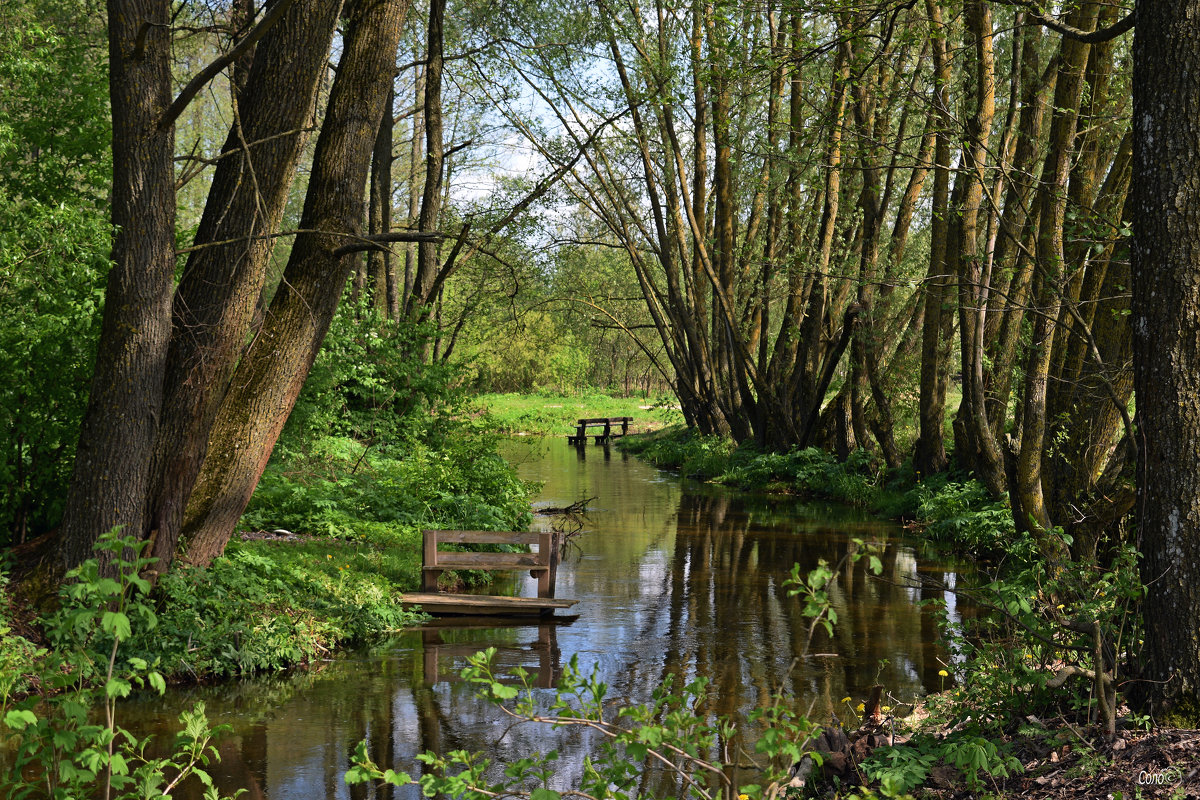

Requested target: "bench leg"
[{"left": 423, "top": 569, "right": 442, "bottom": 592}]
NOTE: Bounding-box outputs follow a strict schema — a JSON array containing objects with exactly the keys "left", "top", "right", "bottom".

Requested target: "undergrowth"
[{"left": 620, "top": 427, "right": 1025, "bottom": 563}]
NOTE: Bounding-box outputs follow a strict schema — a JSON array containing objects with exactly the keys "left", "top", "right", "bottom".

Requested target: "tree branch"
[
  {"left": 332, "top": 231, "right": 445, "bottom": 258},
  {"left": 159, "top": 0, "right": 300, "bottom": 131},
  {"left": 1024, "top": 4, "right": 1135, "bottom": 42}
]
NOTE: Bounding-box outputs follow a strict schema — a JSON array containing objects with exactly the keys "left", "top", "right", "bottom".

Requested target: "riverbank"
[
  {"left": 0, "top": 391, "right": 668, "bottom": 687},
  {"left": 618, "top": 425, "right": 1024, "bottom": 561},
  {"left": 616, "top": 426, "right": 1192, "bottom": 799}
]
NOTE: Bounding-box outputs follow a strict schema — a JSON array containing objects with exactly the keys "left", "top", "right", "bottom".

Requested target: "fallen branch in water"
[{"left": 533, "top": 496, "right": 596, "bottom": 516}]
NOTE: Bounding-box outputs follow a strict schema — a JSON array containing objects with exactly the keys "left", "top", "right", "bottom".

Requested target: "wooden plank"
[
  {"left": 401, "top": 592, "right": 578, "bottom": 616},
  {"left": 425, "top": 553, "right": 547, "bottom": 570},
  {"left": 425, "top": 529, "right": 542, "bottom": 545},
  {"left": 576, "top": 416, "right": 633, "bottom": 423}
]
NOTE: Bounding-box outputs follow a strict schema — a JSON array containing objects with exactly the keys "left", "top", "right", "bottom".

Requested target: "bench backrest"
[{"left": 422, "top": 529, "right": 558, "bottom": 596}]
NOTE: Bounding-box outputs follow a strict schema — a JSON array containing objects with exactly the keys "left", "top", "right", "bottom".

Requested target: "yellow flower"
[
  {"left": 938, "top": 669, "right": 949, "bottom": 678},
  {"left": 841, "top": 696, "right": 851, "bottom": 704},
  {"left": 327, "top": 554, "right": 332, "bottom": 559},
  {"left": 855, "top": 702, "right": 865, "bottom": 712}
]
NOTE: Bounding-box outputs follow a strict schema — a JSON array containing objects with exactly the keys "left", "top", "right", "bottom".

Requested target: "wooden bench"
[
  {"left": 567, "top": 416, "right": 633, "bottom": 445},
  {"left": 421, "top": 529, "right": 558, "bottom": 594},
  {"left": 402, "top": 529, "right": 578, "bottom": 616}
]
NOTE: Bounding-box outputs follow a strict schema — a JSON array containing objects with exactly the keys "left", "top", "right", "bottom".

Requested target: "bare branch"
[{"left": 159, "top": 0, "right": 300, "bottom": 131}]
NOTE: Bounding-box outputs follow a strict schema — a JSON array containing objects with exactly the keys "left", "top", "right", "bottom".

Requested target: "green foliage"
[
  {"left": 285, "top": 297, "right": 460, "bottom": 444},
  {"left": 243, "top": 433, "right": 532, "bottom": 539},
  {"left": 863, "top": 732, "right": 1022, "bottom": 794},
  {"left": 621, "top": 428, "right": 883, "bottom": 506},
  {"left": 0, "top": 530, "right": 237, "bottom": 800},
  {"left": 930, "top": 539, "right": 1142, "bottom": 734},
  {"left": 0, "top": 0, "right": 111, "bottom": 545},
  {"left": 909, "top": 479, "right": 1033, "bottom": 562},
  {"left": 146, "top": 541, "right": 426, "bottom": 678},
  {"left": 617, "top": 427, "right": 736, "bottom": 479},
  {"left": 0, "top": 573, "right": 41, "bottom": 702}
]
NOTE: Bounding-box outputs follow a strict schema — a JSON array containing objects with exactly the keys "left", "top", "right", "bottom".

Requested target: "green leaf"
[
  {"left": 381, "top": 769, "right": 411, "bottom": 786},
  {"left": 4, "top": 709, "right": 37, "bottom": 730},
  {"left": 490, "top": 682, "right": 519, "bottom": 700},
  {"left": 101, "top": 610, "right": 132, "bottom": 640},
  {"left": 531, "top": 789, "right": 561, "bottom": 800}
]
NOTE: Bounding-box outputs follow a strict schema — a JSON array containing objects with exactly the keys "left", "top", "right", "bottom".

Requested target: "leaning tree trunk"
[
  {"left": 57, "top": 0, "right": 175, "bottom": 571},
  {"left": 179, "top": 0, "right": 413, "bottom": 566},
  {"left": 1132, "top": 0, "right": 1200, "bottom": 726},
  {"left": 143, "top": 0, "right": 342, "bottom": 576}
]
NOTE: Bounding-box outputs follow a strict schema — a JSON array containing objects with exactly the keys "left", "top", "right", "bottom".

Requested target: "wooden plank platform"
[{"left": 402, "top": 592, "right": 579, "bottom": 617}]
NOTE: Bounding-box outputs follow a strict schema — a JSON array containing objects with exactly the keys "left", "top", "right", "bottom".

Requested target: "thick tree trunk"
[
  {"left": 143, "top": 0, "right": 342, "bottom": 575},
  {"left": 179, "top": 0, "right": 413, "bottom": 566},
  {"left": 58, "top": 0, "right": 175, "bottom": 570},
  {"left": 1132, "top": 0, "right": 1200, "bottom": 725}
]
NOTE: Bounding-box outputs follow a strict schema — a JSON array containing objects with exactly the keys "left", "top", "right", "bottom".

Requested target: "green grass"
[{"left": 475, "top": 390, "right": 684, "bottom": 435}]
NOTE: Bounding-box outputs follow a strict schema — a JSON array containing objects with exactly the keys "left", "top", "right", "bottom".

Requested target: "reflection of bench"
[
  {"left": 421, "top": 622, "right": 565, "bottom": 687},
  {"left": 567, "top": 416, "right": 633, "bottom": 445},
  {"left": 401, "top": 529, "right": 577, "bottom": 616}
]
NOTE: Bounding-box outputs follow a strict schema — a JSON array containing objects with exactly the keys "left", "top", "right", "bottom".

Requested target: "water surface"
[{"left": 126, "top": 436, "right": 964, "bottom": 797}]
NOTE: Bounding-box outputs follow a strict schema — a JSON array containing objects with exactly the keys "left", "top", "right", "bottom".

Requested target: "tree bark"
[
  {"left": 58, "top": 0, "right": 175, "bottom": 570},
  {"left": 369, "top": 80, "right": 396, "bottom": 316},
  {"left": 143, "top": 0, "right": 342, "bottom": 575},
  {"left": 179, "top": 0, "right": 413, "bottom": 566},
  {"left": 1132, "top": 0, "right": 1200, "bottom": 725},
  {"left": 913, "top": 0, "right": 952, "bottom": 477},
  {"left": 405, "top": 0, "right": 444, "bottom": 319}
]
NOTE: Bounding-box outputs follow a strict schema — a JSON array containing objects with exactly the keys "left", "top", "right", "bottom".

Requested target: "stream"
[{"left": 124, "top": 436, "right": 966, "bottom": 797}]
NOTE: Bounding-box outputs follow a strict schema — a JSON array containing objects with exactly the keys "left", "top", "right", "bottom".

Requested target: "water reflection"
[{"left": 118, "top": 437, "right": 966, "bottom": 798}]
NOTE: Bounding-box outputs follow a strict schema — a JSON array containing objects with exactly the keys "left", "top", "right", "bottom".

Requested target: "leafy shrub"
[
  {"left": 911, "top": 480, "right": 1034, "bottom": 562},
  {"left": 243, "top": 432, "right": 532, "bottom": 539},
  {"left": 864, "top": 732, "right": 1022, "bottom": 795},
  {"left": 1, "top": 530, "right": 235, "bottom": 799},
  {"left": 148, "top": 543, "right": 425, "bottom": 678},
  {"left": 286, "top": 299, "right": 461, "bottom": 445}
]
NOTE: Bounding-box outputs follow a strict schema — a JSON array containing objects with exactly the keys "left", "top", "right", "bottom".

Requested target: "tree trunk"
[
  {"left": 369, "top": 81, "right": 396, "bottom": 316},
  {"left": 143, "top": 0, "right": 342, "bottom": 575},
  {"left": 180, "top": 0, "right": 413, "bottom": 566},
  {"left": 58, "top": 0, "right": 175, "bottom": 570},
  {"left": 913, "top": 0, "right": 952, "bottom": 478},
  {"left": 1132, "top": 0, "right": 1200, "bottom": 725},
  {"left": 405, "top": 0, "right": 444, "bottom": 319}
]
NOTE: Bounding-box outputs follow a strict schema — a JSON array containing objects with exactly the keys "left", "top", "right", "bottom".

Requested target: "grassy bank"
[
  {"left": 1, "top": 426, "right": 533, "bottom": 689},
  {"left": 475, "top": 390, "right": 684, "bottom": 435},
  {"left": 619, "top": 425, "right": 1024, "bottom": 560}
]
